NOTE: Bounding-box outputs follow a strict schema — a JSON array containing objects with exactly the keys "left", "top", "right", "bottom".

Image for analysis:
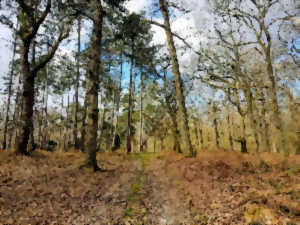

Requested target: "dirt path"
[{"left": 122, "top": 153, "right": 195, "bottom": 225}]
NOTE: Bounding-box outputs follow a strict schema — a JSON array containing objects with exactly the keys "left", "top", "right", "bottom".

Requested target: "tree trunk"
[
  {"left": 66, "top": 92, "right": 70, "bottom": 148},
  {"left": 2, "top": 25, "right": 17, "bottom": 150},
  {"left": 159, "top": 0, "right": 194, "bottom": 156},
  {"left": 260, "top": 90, "right": 271, "bottom": 152},
  {"left": 42, "top": 66, "right": 49, "bottom": 148},
  {"left": 15, "top": 38, "right": 34, "bottom": 155},
  {"left": 13, "top": 77, "right": 22, "bottom": 147},
  {"left": 74, "top": 18, "right": 81, "bottom": 150},
  {"left": 15, "top": 0, "right": 67, "bottom": 154},
  {"left": 108, "top": 55, "right": 118, "bottom": 151},
  {"left": 245, "top": 88, "right": 260, "bottom": 153},
  {"left": 213, "top": 104, "right": 220, "bottom": 149},
  {"left": 153, "top": 137, "right": 156, "bottom": 153},
  {"left": 61, "top": 95, "right": 64, "bottom": 150},
  {"left": 38, "top": 109, "right": 42, "bottom": 147},
  {"left": 162, "top": 70, "right": 181, "bottom": 153},
  {"left": 261, "top": 27, "right": 285, "bottom": 153},
  {"left": 127, "top": 41, "right": 134, "bottom": 154},
  {"left": 111, "top": 52, "right": 123, "bottom": 150},
  {"left": 226, "top": 111, "right": 234, "bottom": 151},
  {"left": 82, "top": 0, "right": 103, "bottom": 171},
  {"left": 194, "top": 120, "right": 200, "bottom": 150},
  {"left": 27, "top": 38, "right": 37, "bottom": 153},
  {"left": 241, "top": 115, "right": 248, "bottom": 153},
  {"left": 199, "top": 127, "right": 204, "bottom": 149},
  {"left": 81, "top": 93, "right": 88, "bottom": 152},
  {"left": 138, "top": 72, "right": 145, "bottom": 152}
]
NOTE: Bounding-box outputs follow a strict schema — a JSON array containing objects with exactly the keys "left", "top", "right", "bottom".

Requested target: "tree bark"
[
  {"left": 245, "top": 88, "right": 260, "bottom": 153},
  {"left": 139, "top": 72, "right": 144, "bottom": 152},
  {"left": 199, "top": 126, "right": 204, "bottom": 149},
  {"left": 241, "top": 115, "right": 248, "bottom": 153},
  {"left": 81, "top": 93, "right": 88, "bottom": 152},
  {"left": 74, "top": 18, "right": 81, "bottom": 150},
  {"left": 226, "top": 110, "right": 234, "bottom": 151},
  {"left": 258, "top": 17, "right": 285, "bottom": 153},
  {"left": 82, "top": 0, "right": 103, "bottom": 171},
  {"left": 159, "top": 0, "right": 194, "bottom": 156},
  {"left": 127, "top": 41, "right": 134, "bottom": 154},
  {"left": 213, "top": 103, "right": 220, "bottom": 149},
  {"left": 16, "top": 38, "right": 34, "bottom": 155},
  {"left": 259, "top": 90, "right": 271, "bottom": 152}
]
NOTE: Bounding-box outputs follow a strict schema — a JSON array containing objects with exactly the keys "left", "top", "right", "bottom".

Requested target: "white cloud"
[{"left": 125, "top": 0, "right": 150, "bottom": 14}]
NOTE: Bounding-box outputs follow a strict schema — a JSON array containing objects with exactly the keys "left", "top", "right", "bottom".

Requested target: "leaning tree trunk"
[
  {"left": 2, "top": 25, "right": 17, "bottom": 150},
  {"left": 159, "top": 0, "right": 194, "bottom": 157},
  {"left": 82, "top": 0, "right": 103, "bottom": 171}
]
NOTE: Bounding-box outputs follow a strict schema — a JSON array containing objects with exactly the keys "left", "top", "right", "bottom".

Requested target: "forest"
[{"left": 0, "top": 0, "right": 300, "bottom": 224}]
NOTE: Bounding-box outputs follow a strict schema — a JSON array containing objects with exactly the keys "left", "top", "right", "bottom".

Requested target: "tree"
[
  {"left": 2, "top": 0, "right": 71, "bottom": 155},
  {"left": 73, "top": 17, "right": 81, "bottom": 150},
  {"left": 159, "top": 0, "right": 194, "bottom": 157}
]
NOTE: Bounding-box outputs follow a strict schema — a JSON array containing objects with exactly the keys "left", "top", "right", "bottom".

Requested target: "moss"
[{"left": 124, "top": 207, "right": 134, "bottom": 218}]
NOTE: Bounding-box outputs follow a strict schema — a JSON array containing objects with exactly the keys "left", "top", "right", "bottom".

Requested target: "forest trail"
[{"left": 1, "top": 150, "right": 300, "bottom": 225}]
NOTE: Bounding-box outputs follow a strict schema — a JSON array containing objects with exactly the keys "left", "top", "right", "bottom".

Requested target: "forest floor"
[{"left": 1, "top": 150, "right": 300, "bottom": 225}]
